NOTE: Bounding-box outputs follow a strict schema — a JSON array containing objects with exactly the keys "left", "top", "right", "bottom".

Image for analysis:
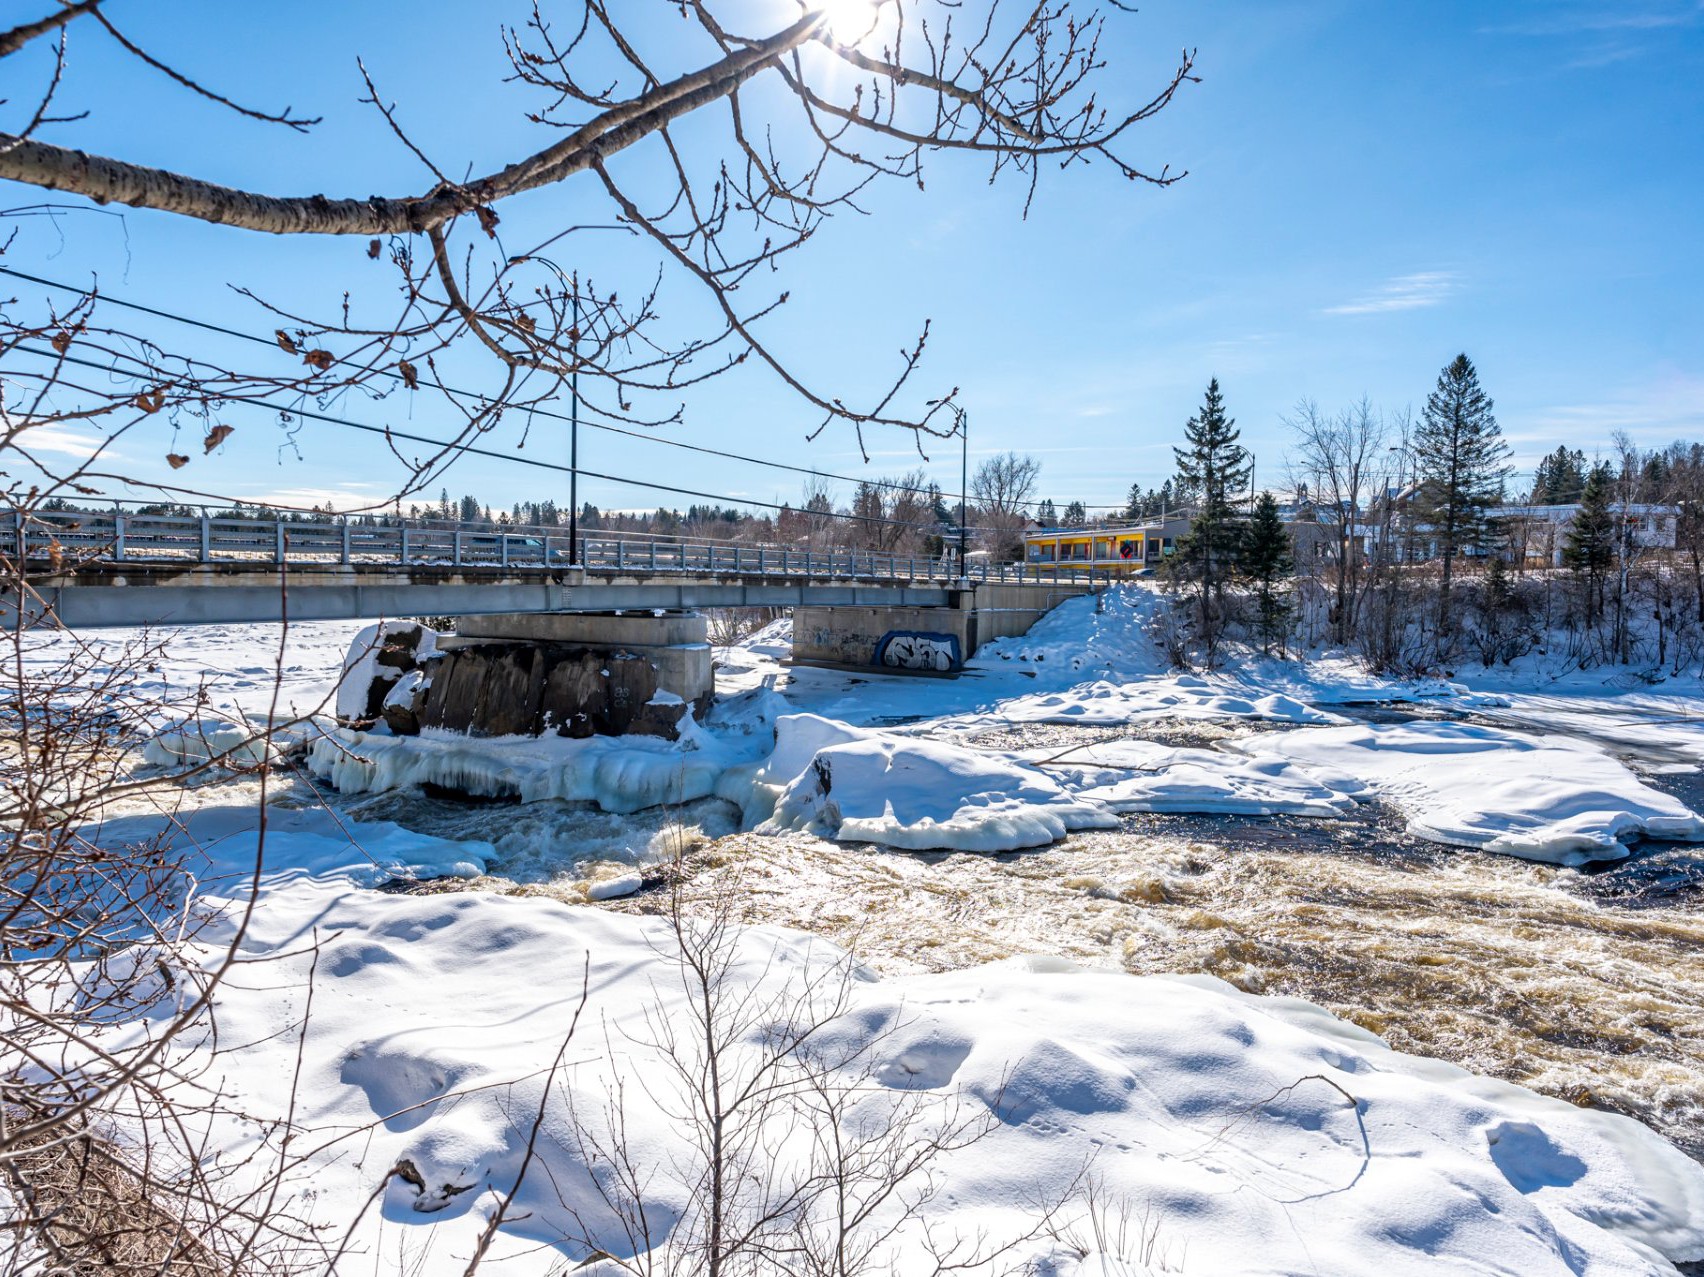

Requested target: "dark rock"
[
  {"left": 417, "top": 641, "right": 690, "bottom": 739},
  {"left": 381, "top": 679, "right": 429, "bottom": 736},
  {"left": 374, "top": 625, "right": 428, "bottom": 671}
]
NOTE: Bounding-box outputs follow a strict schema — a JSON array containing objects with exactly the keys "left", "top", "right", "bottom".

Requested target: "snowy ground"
[
  {"left": 86, "top": 806, "right": 1704, "bottom": 1275},
  {"left": 295, "top": 588, "right": 1704, "bottom": 867},
  {"left": 21, "top": 585, "right": 1704, "bottom": 1273}
]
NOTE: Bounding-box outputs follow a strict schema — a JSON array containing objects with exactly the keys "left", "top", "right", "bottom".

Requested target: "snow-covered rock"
[
  {"left": 719, "top": 714, "right": 1115, "bottom": 852},
  {"left": 1250, "top": 721, "right": 1704, "bottom": 865},
  {"left": 335, "top": 621, "right": 437, "bottom": 723},
  {"left": 1035, "top": 738, "right": 1360, "bottom": 817}
]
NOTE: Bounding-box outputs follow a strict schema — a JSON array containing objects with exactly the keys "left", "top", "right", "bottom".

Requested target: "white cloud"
[
  {"left": 244, "top": 484, "right": 390, "bottom": 512},
  {"left": 1482, "top": 3, "right": 1703, "bottom": 37},
  {"left": 1323, "top": 272, "right": 1459, "bottom": 317},
  {"left": 1508, "top": 372, "right": 1704, "bottom": 455},
  {"left": 15, "top": 425, "right": 114, "bottom": 458}
]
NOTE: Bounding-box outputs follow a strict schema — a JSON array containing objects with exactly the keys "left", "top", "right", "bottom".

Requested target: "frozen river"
[{"left": 343, "top": 706, "right": 1704, "bottom": 1163}]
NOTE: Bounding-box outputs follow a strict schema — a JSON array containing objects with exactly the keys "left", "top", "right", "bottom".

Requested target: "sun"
[{"left": 814, "top": 0, "right": 881, "bottom": 43}]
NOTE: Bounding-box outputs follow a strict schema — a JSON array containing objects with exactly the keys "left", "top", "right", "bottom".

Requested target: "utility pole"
[
  {"left": 568, "top": 290, "right": 581, "bottom": 567},
  {"left": 958, "top": 410, "right": 969, "bottom": 578}
]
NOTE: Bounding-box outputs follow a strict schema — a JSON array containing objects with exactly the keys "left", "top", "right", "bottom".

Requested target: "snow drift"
[
  {"left": 1252, "top": 721, "right": 1704, "bottom": 865},
  {"left": 717, "top": 714, "right": 1115, "bottom": 852},
  {"left": 118, "top": 807, "right": 1704, "bottom": 1277}
]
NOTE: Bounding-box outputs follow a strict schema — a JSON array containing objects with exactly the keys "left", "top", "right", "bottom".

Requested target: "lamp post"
[
  {"left": 521, "top": 224, "right": 634, "bottom": 569},
  {"left": 958, "top": 410, "right": 969, "bottom": 580},
  {"left": 568, "top": 290, "right": 581, "bottom": 566}
]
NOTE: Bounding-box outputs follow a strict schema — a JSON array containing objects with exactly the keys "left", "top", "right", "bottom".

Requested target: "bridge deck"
[{"left": 9, "top": 511, "right": 1103, "bottom": 627}]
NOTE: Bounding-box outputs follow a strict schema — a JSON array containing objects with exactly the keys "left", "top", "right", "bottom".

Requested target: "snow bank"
[
  {"left": 1034, "top": 739, "right": 1360, "bottom": 817},
  {"left": 947, "top": 674, "right": 1339, "bottom": 732},
  {"left": 129, "top": 825, "right": 1704, "bottom": 1276},
  {"left": 1251, "top": 721, "right": 1704, "bottom": 865},
  {"left": 306, "top": 722, "right": 756, "bottom": 815},
  {"left": 721, "top": 714, "right": 1115, "bottom": 852}
]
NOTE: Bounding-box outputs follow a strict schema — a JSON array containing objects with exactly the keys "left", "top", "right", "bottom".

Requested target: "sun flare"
[{"left": 814, "top": 0, "right": 882, "bottom": 43}]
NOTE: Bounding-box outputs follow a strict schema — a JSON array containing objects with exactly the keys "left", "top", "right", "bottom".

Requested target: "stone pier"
[{"left": 345, "top": 610, "right": 714, "bottom": 740}]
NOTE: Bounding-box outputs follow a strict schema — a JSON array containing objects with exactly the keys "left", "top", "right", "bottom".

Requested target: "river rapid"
[{"left": 343, "top": 709, "right": 1704, "bottom": 1164}]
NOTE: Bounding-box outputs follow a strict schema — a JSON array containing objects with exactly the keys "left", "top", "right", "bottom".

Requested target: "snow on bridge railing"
[{"left": 12, "top": 510, "right": 1110, "bottom": 587}]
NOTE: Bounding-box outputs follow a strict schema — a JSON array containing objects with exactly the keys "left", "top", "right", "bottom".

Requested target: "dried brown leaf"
[
  {"left": 165, "top": 453, "right": 189, "bottom": 469},
  {"left": 275, "top": 329, "right": 298, "bottom": 355},
  {"left": 203, "top": 424, "right": 234, "bottom": 453}
]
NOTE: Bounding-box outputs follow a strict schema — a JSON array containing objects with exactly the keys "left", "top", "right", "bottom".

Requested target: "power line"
[
  {"left": 9, "top": 345, "right": 1016, "bottom": 534},
  {"left": 0, "top": 264, "right": 1134, "bottom": 511}
]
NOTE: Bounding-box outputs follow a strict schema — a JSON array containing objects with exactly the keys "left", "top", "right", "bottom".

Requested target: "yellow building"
[{"left": 1021, "top": 517, "right": 1189, "bottom": 574}]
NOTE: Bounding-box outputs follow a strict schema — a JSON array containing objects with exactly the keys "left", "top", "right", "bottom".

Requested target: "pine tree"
[
  {"left": 1242, "top": 492, "right": 1293, "bottom": 656},
  {"left": 1412, "top": 354, "right": 1511, "bottom": 641},
  {"left": 1036, "top": 499, "right": 1058, "bottom": 526},
  {"left": 1170, "top": 378, "right": 1252, "bottom": 664},
  {"left": 1063, "top": 500, "right": 1086, "bottom": 526},
  {"left": 1564, "top": 462, "right": 1615, "bottom": 626},
  {"left": 1532, "top": 446, "right": 1585, "bottom": 505}
]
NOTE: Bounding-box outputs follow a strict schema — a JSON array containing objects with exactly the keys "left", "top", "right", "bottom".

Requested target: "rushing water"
[{"left": 346, "top": 711, "right": 1704, "bottom": 1163}]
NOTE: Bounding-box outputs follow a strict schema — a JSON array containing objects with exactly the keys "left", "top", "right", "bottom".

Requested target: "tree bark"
[{"left": 0, "top": 12, "right": 822, "bottom": 235}]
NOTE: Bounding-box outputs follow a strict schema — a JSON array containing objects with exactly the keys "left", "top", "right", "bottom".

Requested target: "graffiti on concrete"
[{"left": 874, "top": 630, "right": 960, "bottom": 672}]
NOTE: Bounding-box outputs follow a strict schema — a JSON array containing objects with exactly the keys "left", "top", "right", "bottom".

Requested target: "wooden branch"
[
  {"left": 824, "top": 41, "right": 1041, "bottom": 142},
  {"left": 0, "top": 11, "right": 825, "bottom": 235},
  {"left": 0, "top": 1, "right": 100, "bottom": 60}
]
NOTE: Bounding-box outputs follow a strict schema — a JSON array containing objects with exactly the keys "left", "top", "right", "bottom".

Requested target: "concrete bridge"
[
  {"left": 9, "top": 509, "right": 1103, "bottom": 644},
  {"left": 13, "top": 508, "right": 1106, "bottom": 737}
]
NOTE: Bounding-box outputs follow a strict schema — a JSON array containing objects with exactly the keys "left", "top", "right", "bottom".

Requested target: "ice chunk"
[{"left": 758, "top": 729, "right": 1116, "bottom": 852}]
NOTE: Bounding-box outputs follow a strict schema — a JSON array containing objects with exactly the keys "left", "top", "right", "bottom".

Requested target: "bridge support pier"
[
  {"left": 790, "top": 581, "right": 1097, "bottom": 673},
  {"left": 430, "top": 610, "right": 714, "bottom": 739}
]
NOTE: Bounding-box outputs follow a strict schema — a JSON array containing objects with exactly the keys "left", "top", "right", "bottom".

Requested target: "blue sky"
[{"left": 5, "top": 0, "right": 1702, "bottom": 516}]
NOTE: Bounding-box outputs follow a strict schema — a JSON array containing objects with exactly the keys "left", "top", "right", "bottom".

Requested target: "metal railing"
[{"left": 14, "top": 510, "right": 1110, "bottom": 587}]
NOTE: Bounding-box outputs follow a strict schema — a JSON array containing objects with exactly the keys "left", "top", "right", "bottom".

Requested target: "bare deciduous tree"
[
  {"left": 1285, "top": 396, "right": 1391, "bottom": 648},
  {"left": 971, "top": 451, "right": 1041, "bottom": 559},
  {"left": 1, "top": 1, "right": 1196, "bottom": 501}
]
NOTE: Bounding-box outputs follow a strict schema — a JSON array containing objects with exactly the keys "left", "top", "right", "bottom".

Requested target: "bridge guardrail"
[{"left": 13, "top": 510, "right": 1110, "bottom": 587}]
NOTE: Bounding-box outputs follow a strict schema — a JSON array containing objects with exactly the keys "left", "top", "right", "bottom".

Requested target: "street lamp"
[
  {"left": 569, "top": 289, "right": 582, "bottom": 566},
  {"left": 513, "top": 225, "right": 634, "bottom": 568},
  {"left": 958, "top": 409, "right": 969, "bottom": 578}
]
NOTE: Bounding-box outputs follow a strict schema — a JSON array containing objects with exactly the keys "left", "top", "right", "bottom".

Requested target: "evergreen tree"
[
  {"left": 1124, "top": 482, "right": 1149, "bottom": 520},
  {"left": 1063, "top": 500, "right": 1087, "bottom": 526},
  {"left": 1242, "top": 492, "right": 1293, "bottom": 656},
  {"left": 1170, "top": 378, "right": 1251, "bottom": 664},
  {"left": 929, "top": 484, "right": 952, "bottom": 527},
  {"left": 1564, "top": 462, "right": 1615, "bottom": 625},
  {"left": 458, "top": 493, "right": 482, "bottom": 523},
  {"left": 1412, "top": 353, "right": 1511, "bottom": 639},
  {"left": 1036, "top": 498, "right": 1059, "bottom": 526},
  {"left": 1532, "top": 446, "right": 1586, "bottom": 505}
]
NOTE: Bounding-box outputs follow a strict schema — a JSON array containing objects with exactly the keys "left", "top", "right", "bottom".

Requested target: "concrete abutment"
[{"left": 791, "top": 580, "right": 1096, "bottom": 672}]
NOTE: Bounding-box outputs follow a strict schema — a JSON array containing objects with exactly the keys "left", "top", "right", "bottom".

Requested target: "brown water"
[
  {"left": 354, "top": 715, "right": 1704, "bottom": 1162},
  {"left": 617, "top": 813, "right": 1704, "bottom": 1162}
]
